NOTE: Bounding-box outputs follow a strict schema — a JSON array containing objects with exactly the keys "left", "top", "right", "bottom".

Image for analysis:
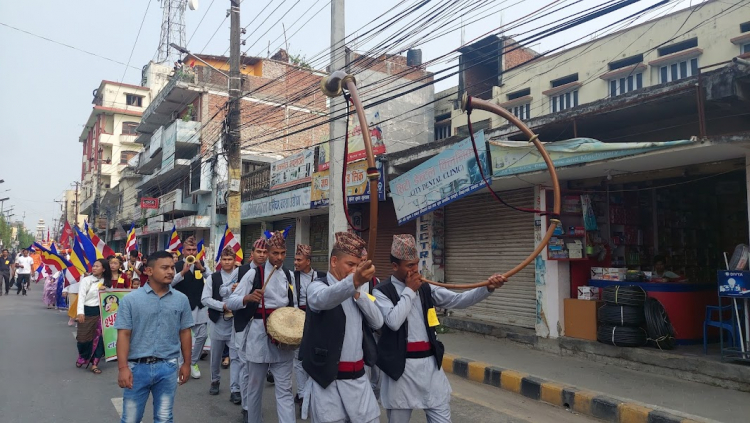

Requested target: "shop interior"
[{"left": 549, "top": 159, "right": 750, "bottom": 357}]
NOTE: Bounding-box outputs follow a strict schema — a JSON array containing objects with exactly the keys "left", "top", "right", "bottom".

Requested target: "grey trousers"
[
  {"left": 366, "top": 365, "right": 381, "bottom": 401},
  {"left": 210, "top": 337, "right": 240, "bottom": 393},
  {"left": 386, "top": 403, "right": 452, "bottom": 423},
  {"left": 238, "top": 356, "right": 248, "bottom": 411},
  {"left": 246, "top": 360, "right": 295, "bottom": 423},
  {"left": 191, "top": 323, "right": 208, "bottom": 365},
  {"left": 293, "top": 348, "right": 309, "bottom": 398}
]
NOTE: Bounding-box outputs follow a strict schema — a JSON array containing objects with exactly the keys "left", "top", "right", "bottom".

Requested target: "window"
[
  {"left": 741, "top": 22, "right": 750, "bottom": 33},
  {"left": 507, "top": 88, "right": 530, "bottom": 100},
  {"left": 120, "top": 151, "right": 138, "bottom": 165},
  {"left": 659, "top": 57, "right": 698, "bottom": 83},
  {"left": 125, "top": 94, "right": 143, "bottom": 107},
  {"left": 551, "top": 73, "right": 579, "bottom": 88},
  {"left": 609, "top": 54, "right": 644, "bottom": 71},
  {"left": 122, "top": 121, "right": 139, "bottom": 135},
  {"left": 743, "top": 43, "right": 750, "bottom": 55},
  {"left": 435, "top": 123, "right": 451, "bottom": 141},
  {"left": 609, "top": 73, "right": 643, "bottom": 97},
  {"left": 511, "top": 103, "right": 531, "bottom": 120},
  {"left": 550, "top": 90, "right": 578, "bottom": 113},
  {"left": 657, "top": 38, "right": 698, "bottom": 57}
]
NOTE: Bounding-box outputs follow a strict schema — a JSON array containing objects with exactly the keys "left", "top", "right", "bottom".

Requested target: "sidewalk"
[{"left": 440, "top": 331, "right": 750, "bottom": 423}]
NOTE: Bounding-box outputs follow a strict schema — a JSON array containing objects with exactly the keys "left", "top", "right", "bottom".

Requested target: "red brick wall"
[{"left": 503, "top": 38, "right": 538, "bottom": 70}]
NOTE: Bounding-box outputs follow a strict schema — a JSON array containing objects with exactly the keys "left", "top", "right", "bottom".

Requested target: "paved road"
[{"left": 0, "top": 292, "right": 596, "bottom": 423}]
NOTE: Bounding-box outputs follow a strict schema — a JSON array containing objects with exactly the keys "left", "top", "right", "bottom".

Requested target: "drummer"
[
  {"left": 201, "top": 247, "right": 242, "bottom": 401},
  {"left": 373, "top": 234, "right": 507, "bottom": 422},
  {"left": 300, "top": 232, "right": 383, "bottom": 423},
  {"left": 292, "top": 244, "right": 318, "bottom": 409},
  {"left": 226, "top": 230, "right": 296, "bottom": 423},
  {"left": 222, "top": 237, "right": 269, "bottom": 420}
]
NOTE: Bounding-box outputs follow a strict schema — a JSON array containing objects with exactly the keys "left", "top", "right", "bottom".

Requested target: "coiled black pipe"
[
  {"left": 597, "top": 324, "right": 648, "bottom": 347},
  {"left": 598, "top": 304, "right": 645, "bottom": 326},
  {"left": 644, "top": 297, "right": 676, "bottom": 350},
  {"left": 602, "top": 285, "right": 647, "bottom": 306}
]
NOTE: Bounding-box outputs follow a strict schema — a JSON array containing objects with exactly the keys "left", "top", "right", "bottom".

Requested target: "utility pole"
[
  {"left": 92, "top": 147, "right": 103, "bottom": 229},
  {"left": 226, "top": 0, "right": 242, "bottom": 237},
  {"left": 328, "top": 0, "right": 348, "bottom": 252},
  {"left": 71, "top": 181, "right": 80, "bottom": 226}
]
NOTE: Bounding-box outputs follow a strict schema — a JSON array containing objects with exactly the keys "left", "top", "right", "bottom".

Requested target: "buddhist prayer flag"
[
  {"left": 88, "top": 224, "right": 115, "bottom": 258},
  {"left": 215, "top": 224, "right": 242, "bottom": 269},
  {"left": 125, "top": 223, "right": 137, "bottom": 253},
  {"left": 166, "top": 225, "right": 183, "bottom": 252},
  {"left": 76, "top": 223, "right": 100, "bottom": 264},
  {"left": 71, "top": 236, "right": 90, "bottom": 273},
  {"left": 60, "top": 221, "right": 74, "bottom": 249},
  {"left": 196, "top": 239, "right": 206, "bottom": 261}
]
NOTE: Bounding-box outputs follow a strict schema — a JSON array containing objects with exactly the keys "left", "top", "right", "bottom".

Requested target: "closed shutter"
[
  {"left": 310, "top": 215, "right": 329, "bottom": 273},
  {"left": 445, "top": 189, "right": 536, "bottom": 329},
  {"left": 273, "top": 218, "right": 296, "bottom": 269},
  {"left": 241, "top": 224, "right": 262, "bottom": 263}
]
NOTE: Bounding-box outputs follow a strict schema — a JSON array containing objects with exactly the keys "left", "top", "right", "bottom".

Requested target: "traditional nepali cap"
[
  {"left": 296, "top": 244, "right": 312, "bottom": 258},
  {"left": 361, "top": 247, "right": 368, "bottom": 259},
  {"left": 267, "top": 231, "right": 287, "bottom": 250},
  {"left": 334, "top": 232, "right": 367, "bottom": 258},
  {"left": 391, "top": 234, "right": 417, "bottom": 261},
  {"left": 253, "top": 238, "right": 268, "bottom": 250}
]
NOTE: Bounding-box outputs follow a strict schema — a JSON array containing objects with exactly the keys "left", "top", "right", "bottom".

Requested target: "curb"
[{"left": 443, "top": 353, "right": 710, "bottom": 423}]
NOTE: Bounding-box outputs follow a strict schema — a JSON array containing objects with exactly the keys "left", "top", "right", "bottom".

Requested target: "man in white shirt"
[{"left": 15, "top": 249, "right": 34, "bottom": 296}]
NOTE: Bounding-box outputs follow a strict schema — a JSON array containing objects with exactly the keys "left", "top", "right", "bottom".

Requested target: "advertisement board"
[
  {"left": 270, "top": 149, "right": 315, "bottom": 190},
  {"left": 310, "top": 160, "right": 385, "bottom": 207},
  {"left": 99, "top": 289, "right": 133, "bottom": 362},
  {"left": 317, "top": 109, "right": 386, "bottom": 171}
]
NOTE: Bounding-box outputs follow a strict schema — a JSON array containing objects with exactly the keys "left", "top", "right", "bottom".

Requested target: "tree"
[{"left": 289, "top": 53, "right": 311, "bottom": 70}]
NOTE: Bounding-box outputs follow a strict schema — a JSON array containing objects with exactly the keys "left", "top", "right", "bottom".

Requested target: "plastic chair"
[{"left": 703, "top": 305, "right": 741, "bottom": 354}]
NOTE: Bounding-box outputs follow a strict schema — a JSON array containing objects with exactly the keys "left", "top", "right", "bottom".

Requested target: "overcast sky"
[{"left": 0, "top": 0, "right": 696, "bottom": 233}]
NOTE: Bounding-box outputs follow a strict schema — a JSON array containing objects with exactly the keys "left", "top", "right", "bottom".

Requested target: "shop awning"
[{"left": 485, "top": 132, "right": 750, "bottom": 190}]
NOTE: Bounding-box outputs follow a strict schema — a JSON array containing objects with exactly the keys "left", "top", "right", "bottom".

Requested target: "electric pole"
[
  {"left": 328, "top": 0, "right": 348, "bottom": 252},
  {"left": 226, "top": 0, "right": 242, "bottom": 237},
  {"left": 92, "top": 147, "right": 103, "bottom": 229},
  {"left": 71, "top": 181, "right": 80, "bottom": 226}
]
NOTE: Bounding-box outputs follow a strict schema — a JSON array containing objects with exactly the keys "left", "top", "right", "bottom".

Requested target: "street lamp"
[{"left": 169, "top": 43, "right": 229, "bottom": 78}]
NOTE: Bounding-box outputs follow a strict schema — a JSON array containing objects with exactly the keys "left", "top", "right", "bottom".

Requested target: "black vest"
[
  {"left": 300, "top": 275, "right": 377, "bottom": 389},
  {"left": 208, "top": 272, "right": 227, "bottom": 323},
  {"left": 374, "top": 278, "right": 444, "bottom": 381},
  {"left": 174, "top": 260, "right": 206, "bottom": 310},
  {"left": 294, "top": 269, "right": 317, "bottom": 309},
  {"left": 232, "top": 264, "right": 295, "bottom": 332}
]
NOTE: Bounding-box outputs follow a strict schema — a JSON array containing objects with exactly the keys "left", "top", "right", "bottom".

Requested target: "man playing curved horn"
[{"left": 373, "top": 234, "right": 507, "bottom": 423}]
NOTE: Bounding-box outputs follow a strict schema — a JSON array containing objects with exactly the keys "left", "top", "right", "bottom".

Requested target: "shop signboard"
[
  {"left": 390, "top": 132, "right": 489, "bottom": 225},
  {"left": 99, "top": 289, "right": 133, "bottom": 361},
  {"left": 270, "top": 149, "right": 314, "bottom": 190},
  {"left": 317, "top": 109, "right": 386, "bottom": 171},
  {"left": 489, "top": 138, "right": 694, "bottom": 177},
  {"left": 310, "top": 160, "right": 386, "bottom": 207},
  {"left": 718, "top": 271, "right": 750, "bottom": 297},
  {"left": 140, "top": 197, "right": 159, "bottom": 209},
  {"left": 241, "top": 187, "right": 311, "bottom": 220}
]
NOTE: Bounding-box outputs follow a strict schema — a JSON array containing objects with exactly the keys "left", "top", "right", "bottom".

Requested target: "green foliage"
[
  {"left": 0, "top": 215, "right": 35, "bottom": 250},
  {"left": 289, "top": 53, "right": 311, "bottom": 70},
  {"left": 0, "top": 215, "right": 12, "bottom": 248}
]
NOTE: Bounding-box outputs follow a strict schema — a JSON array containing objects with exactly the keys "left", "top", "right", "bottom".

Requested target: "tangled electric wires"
[{"left": 644, "top": 297, "right": 676, "bottom": 350}]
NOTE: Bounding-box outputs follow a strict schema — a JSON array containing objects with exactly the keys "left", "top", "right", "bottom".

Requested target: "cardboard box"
[
  {"left": 564, "top": 298, "right": 603, "bottom": 341},
  {"left": 591, "top": 267, "right": 626, "bottom": 281},
  {"left": 577, "top": 286, "right": 600, "bottom": 300}
]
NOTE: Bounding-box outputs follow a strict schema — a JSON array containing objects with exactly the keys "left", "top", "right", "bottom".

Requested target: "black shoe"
[
  {"left": 242, "top": 409, "right": 248, "bottom": 423},
  {"left": 200, "top": 351, "right": 208, "bottom": 360},
  {"left": 209, "top": 381, "right": 220, "bottom": 395},
  {"left": 266, "top": 370, "right": 274, "bottom": 384},
  {"left": 230, "top": 391, "right": 241, "bottom": 404}
]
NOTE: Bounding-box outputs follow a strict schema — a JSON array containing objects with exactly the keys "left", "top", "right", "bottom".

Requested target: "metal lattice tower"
[{"left": 156, "top": 0, "right": 187, "bottom": 64}]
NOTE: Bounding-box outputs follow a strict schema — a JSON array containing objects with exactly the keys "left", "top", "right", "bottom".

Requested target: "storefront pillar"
[
  {"left": 416, "top": 210, "right": 445, "bottom": 283},
  {"left": 296, "top": 216, "right": 311, "bottom": 247},
  {"left": 535, "top": 185, "right": 570, "bottom": 338},
  {"left": 746, "top": 152, "right": 750, "bottom": 244}
]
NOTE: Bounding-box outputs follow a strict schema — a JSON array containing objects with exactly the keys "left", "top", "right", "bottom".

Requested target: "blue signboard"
[
  {"left": 717, "top": 271, "right": 750, "bottom": 297},
  {"left": 389, "top": 132, "right": 489, "bottom": 225}
]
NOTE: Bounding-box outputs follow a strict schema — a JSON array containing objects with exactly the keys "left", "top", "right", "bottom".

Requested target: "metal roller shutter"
[
  {"left": 241, "top": 224, "right": 262, "bottom": 264},
  {"left": 445, "top": 189, "right": 536, "bottom": 329},
  {"left": 273, "top": 218, "right": 296, "bottom": 269}
]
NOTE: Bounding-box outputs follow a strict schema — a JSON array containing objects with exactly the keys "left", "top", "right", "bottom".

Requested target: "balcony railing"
[
  {"left": 158, "top": 189, "right": 198, "bottom": 215},
  {"left": 241, "top": 165, "right": 271, "bottom": 201},
  {"left": 141, "top": 70, "right": 196, "bottom": 124}
]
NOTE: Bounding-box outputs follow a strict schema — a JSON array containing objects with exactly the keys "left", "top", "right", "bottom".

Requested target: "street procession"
[{"left": 3, "top": 0, "right": 750, "bottom": 422}]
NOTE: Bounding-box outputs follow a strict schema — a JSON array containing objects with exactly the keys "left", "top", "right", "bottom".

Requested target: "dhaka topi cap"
[
  {"left": 296, "top": 244, "right": 312, "bottom": 258},
  {"left": 267, "top": 231, "right": 287, "bottom": 250},
  {"left": 391, "top": 234, "right": 417, "bottom": 261},
  {"left": 253, "top": 238, "right": 268, "bottom": 250},
  {"left": 334, "top": 232, "right": 367, "bottom": 258}
]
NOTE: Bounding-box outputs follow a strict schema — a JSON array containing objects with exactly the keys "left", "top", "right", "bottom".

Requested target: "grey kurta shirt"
[
  {"left": 306, "top": 272, "right": 383, "bottom": 423},
  {"left": 374, "top": 277, "right": 492, "bottom": 410},
  {"left": 226, "top": 261, "right": 296, "bottom": 363},
  {"left": 201, "top": 268, "right": 238, "bottom": 342},
  {"left": 296, "top": 269, "right": 317, "bottom": 308},
  {"left": 222, "top": 261, "right": 259, "bottom": 350},
  {"left": 171, "top": 263, "right": 212, "bottom": 326}
]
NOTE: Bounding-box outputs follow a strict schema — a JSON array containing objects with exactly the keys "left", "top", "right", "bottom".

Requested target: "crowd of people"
[{"left": 9, "top": 230, "right": 507, "bottom": 423}]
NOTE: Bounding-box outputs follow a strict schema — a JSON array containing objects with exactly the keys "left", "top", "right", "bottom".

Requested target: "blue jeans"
[{"left": 121, "top": 359, "right": 179, "bottom": 423}]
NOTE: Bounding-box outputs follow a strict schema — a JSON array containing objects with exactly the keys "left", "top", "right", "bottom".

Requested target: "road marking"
[{"left": 111, "top": 397, "right": 123, "bottom": 418}]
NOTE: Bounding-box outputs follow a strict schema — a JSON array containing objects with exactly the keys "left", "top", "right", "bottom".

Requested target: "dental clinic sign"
[
  {"left": 241, "top": 187, "right": 311, "bottom": 220},
  {"left": 389, "top": 132, "right": 489, "bottom": 224}
]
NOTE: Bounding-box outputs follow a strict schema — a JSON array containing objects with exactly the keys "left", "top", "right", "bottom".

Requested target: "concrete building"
[
  {"left": 77, "top": 80, "right": 153, "bottom": 230},
  {"left": 59, "top": 189, "right": 86, "bottom": 230},
  {"left": 35, "top": 219, "right": 45, "bottom": 243}
]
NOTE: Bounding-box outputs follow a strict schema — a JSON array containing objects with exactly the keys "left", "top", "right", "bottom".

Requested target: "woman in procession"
[
  {"left": 109, "top": 256, "right": 131, "bottom": 289},
  {"left": 75, "top": 258, "right": 112, "bottom": 374},
  {"left": 42, "top": 271, "right": 58, "bottom": 309}
]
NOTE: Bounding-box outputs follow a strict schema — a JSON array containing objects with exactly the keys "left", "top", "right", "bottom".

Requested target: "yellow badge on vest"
[
  {"left": 194, "top": 270, "right": 202, "bottom": 279},
  {"left": 366, "top": 293, "right": 376, "bottom": 302},
  {"left": 427, "top": 307, "right": 440, "bottom": 327}
]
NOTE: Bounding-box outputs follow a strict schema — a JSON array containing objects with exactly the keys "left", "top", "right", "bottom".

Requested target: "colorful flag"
[
  {"left": 63, "top": 266, "right": 82, "bottom": 286},
  {"left": 215, "top": 224, "right": 242, "bottom": 269},
  {"left": 87, "top": 224, "right": 115, "bottom": 258},
  {"left": 196, "top": 239, "right": 205, "bottom": 261},
  {"left": 50, "top": 243, "right": 58, "bottom": 255},
  {"left": 76, "top": 223, "right": 100, "bottom": 264},
  {"left": 60, "top": 221, "right": 74, "bottom": 249},
  {"left": 125, "top": 223, "right": 137, "bottom": 253},
  {"left": 166, "top": 225, "right": 183, "bottom": 252},
  {"left": 34, "top": 242, "right": 79, "bottom": 286},
  {"left": 71, "top": 236, "right": 90, "bottom": 273}
]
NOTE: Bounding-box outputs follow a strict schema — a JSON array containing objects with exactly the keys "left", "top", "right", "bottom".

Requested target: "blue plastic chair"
[{"left": 704, "top": 304, "right": 741, "bottom": 354}]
